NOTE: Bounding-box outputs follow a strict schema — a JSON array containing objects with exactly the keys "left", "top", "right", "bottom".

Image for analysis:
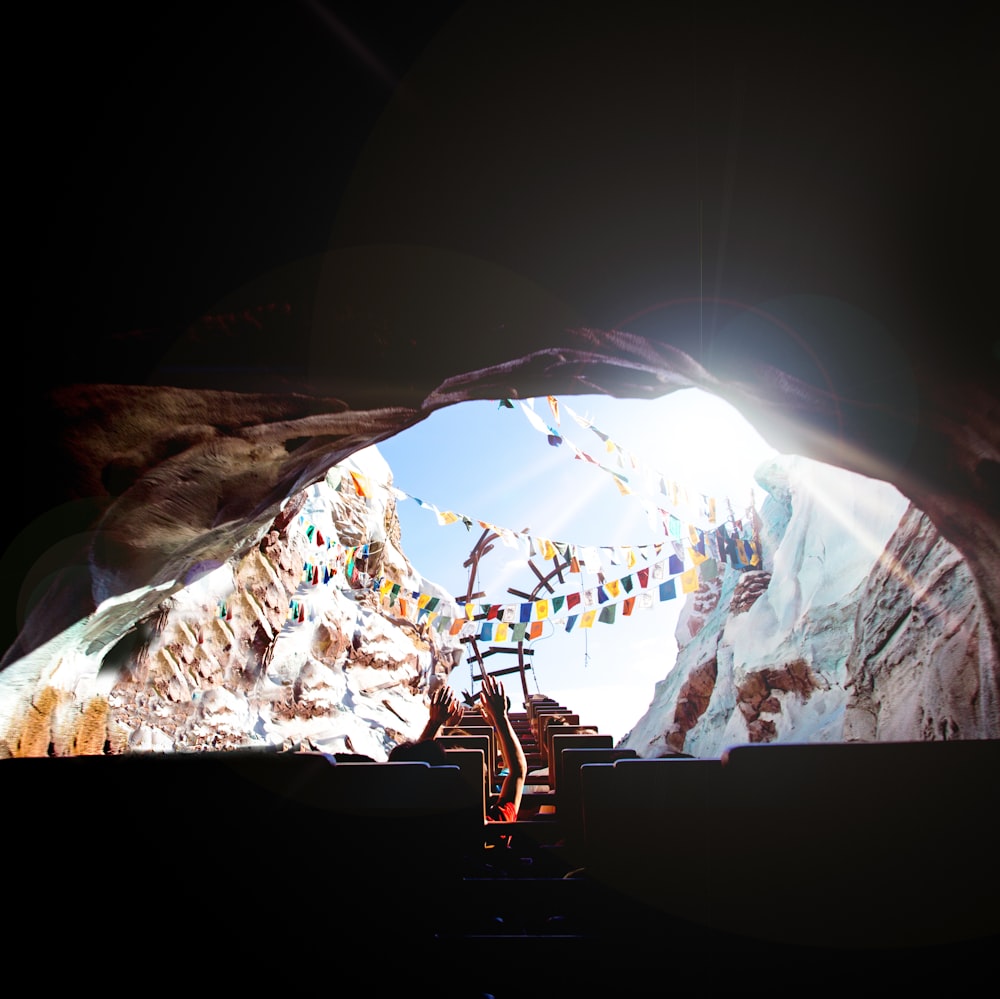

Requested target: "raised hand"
[
  {"left": 478, "top": 672, "right": 507, "bottom": 723},
  {"left": 427, "top": 685, "right": 463, "bottom": 729}
]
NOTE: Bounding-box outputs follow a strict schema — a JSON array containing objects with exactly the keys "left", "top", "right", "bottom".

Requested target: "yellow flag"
[
  {"left": 687, "top": 546, "right": 709, "bottom": 566},
  {"left": 496, "top": 621, "right": 509, "bottom": 642},
  {"left": 542, "top": 538, "right": 556, "bottom": 561},
  {"left": 535, "top": 599, "right": 549, "bottom": 620},
  {"left": 580, "top": 609, "right": 597, "bottom": 629},
  {"left": 625, "top": 547, "right": 637, "bottom": 569},
  {"left": 605, "top": 579, "right": 621, "bottom": 598},
  {"left": 547, "top": 395, "right": 560, "bottom": 425},
  {"left": 466, "top": 602, "right": 475, "bottom": 620},
  {"left": 681, "top": 568, "right": 699, "bottom": 593},
  {"left": 613, "top": 476, "right": 631, "bottom": 496},
  {"left": 417, "top": 592, "right": 431, "bottom": 609}
]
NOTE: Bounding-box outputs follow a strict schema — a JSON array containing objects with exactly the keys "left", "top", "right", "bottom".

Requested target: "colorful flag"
[{"left": 349, "top": 471, "right": 369, "bottom": 497}]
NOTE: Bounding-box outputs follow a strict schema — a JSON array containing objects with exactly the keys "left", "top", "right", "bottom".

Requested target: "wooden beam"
[
  {"left": 463, "top": 546, "right": 494, "bottom": 568},
  {"left": 507, "top": 588, "right": 535, "bottom": 601},
  {"left": 471, "top": 664, "right": 533, "bottom": 681}
]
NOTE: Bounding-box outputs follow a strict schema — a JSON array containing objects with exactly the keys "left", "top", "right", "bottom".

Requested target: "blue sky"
[{"left": 378, "top": 388, "right": 778, "bottom": 741}]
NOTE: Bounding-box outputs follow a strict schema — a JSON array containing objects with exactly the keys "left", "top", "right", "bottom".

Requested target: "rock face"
[
  {"left": 621, "top": 455, "right": 997, "bottom": 757},
  {"left": 0, "top": 447, "right": 464, "bottom": 759},
  {"left": 843, "top": 504, "right": 998, "bottom": 743}
]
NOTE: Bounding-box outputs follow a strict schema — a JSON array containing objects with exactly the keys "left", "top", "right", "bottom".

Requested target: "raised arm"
[
  {"left": 417, "top": 685, "right": 464, "bottom": 742},
  {"left": 479, "top": 673, "right": 526, "bottom": 820}
]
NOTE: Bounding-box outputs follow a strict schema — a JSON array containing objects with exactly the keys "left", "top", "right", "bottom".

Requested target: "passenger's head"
[{"left": 388, "top": 738, "right": 448, "bottom": 765}]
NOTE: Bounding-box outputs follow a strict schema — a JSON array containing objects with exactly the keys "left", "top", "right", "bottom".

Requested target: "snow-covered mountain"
[
  {"left": 621, "top": 454, "right": 998, "bottom": 757},
  {"left": 0, "top": 446, "right": 466, "bottom": 759}
]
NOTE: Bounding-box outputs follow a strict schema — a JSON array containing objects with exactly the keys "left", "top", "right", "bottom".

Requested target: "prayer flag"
[
  {"left": 496, "top": 622, "right": 509, "bottom": 642},
  {"left": 687, "top": 546, "right": 708, "bottom": 566},
  {"left": 565, "top": 615, "right": 579, "bottom": 632},
  {"left": 622, "top": 596, "right": 635, "bottom": 616},
  {"left": 681, "top": 568, "right": 699, "bottom": 593},
  {"left": 598, "top": 604, "right": 616, "bottom": 625},
  {"left": 699, "top": 558, "right": 718, "bottom": 581},
  {"left": 659, "top": 579, "right": 677, "bottom": 602},
  {"left": 529, "top": 621, "right": 543, "bottom": 640},
  {"left": 580, "top": 609, "right": 597, "bottom": 629},
  {"left": 637, "top": 567, "right": 649, "bottom": 588},
  {"left": 535, "top": 600, "right": 549, "bottom": 620},
  {"left": 349, "top": 471, "right": 369, "bottom": 497},
  {"left": 566, "top": 592, "right": 581, "bottom": 610}
]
